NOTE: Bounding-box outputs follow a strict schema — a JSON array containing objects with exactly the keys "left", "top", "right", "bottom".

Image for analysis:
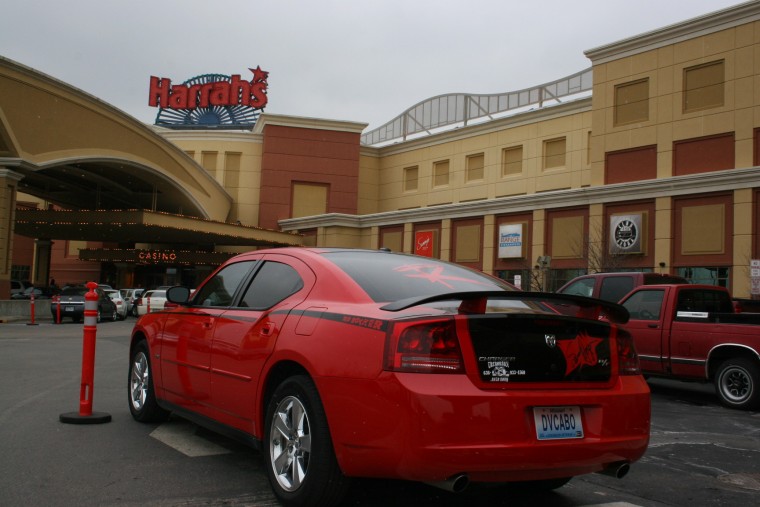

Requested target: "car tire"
[
  {"left": 96, "top": 310, "right": 102, "bottom": 323},
  {"left": 264, "top": 375, "right": 348, "bottom": 507},
  {"left": 128, "top": 341, "right": 170, "bottom": 422},
  {"left": 715, "top": 357, "right": 760, "bottom": 410},
  {"left": 111, "top": 309, "right": 118, "bottom": 321}
]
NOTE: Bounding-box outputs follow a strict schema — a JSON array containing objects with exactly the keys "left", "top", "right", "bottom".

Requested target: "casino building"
[{"left": 2, "top": 1, "right": 760, "bottom": 298}]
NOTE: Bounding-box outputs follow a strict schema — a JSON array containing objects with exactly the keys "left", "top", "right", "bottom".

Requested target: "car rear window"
[
  {"left": 323, "top": 251, "right": 514, "bottom": 302},
  {"left": 61, "top": 287, "right": 88, "bottom": 296}
]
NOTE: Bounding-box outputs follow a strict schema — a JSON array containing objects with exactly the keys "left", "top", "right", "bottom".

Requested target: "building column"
[
  {"left": 0, "top": 168, "right": 23, "bottom": 298},
  {"left": 33, "top": 239, "right": 53, "bottom": 287}
]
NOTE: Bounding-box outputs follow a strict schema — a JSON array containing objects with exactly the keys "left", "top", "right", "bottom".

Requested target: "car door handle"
[
  {"left": 203, "top": 319, "right": 214, "bottom": 329},
  {"left": 647, "top": 323, "right": 658, "bottom": 329},
  {"left": 260, "top": 322, "right": 275, "bottom": 337}
]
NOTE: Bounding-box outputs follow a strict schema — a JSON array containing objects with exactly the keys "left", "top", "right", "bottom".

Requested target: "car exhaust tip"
[
  {"left": 598, "top": 461, "right": 630, "bottom": 479},
  {"left": 425, "top": 473, "right": 470, "bottom": 493}
]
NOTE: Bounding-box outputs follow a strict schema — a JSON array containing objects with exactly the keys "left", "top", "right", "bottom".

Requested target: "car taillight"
[
  {"left": 384, "top": 319, "right": 464, "bottom": 374},
  {"left": 616, "top": 327, "right": 641, "bottom": 375}
]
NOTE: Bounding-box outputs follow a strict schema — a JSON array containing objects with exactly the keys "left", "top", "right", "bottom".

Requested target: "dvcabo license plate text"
[{"left": 533, "top": 406, "right": 584, "bottom": 440}]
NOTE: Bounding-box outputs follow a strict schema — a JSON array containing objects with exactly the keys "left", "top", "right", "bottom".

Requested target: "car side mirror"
[{"left": 166, "top": 286, "right": 191, "bottom": 305}]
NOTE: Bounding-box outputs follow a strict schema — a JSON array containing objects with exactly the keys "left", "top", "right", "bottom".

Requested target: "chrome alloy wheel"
[
  {"left": 719, "top": 365, "right": 752, "bottom": 403},
  {"left": 269, "top": 395, "right": 311, "bottom": 492},
  {"left": 130, "top": 350, "right": 150, "bottom": 411}
]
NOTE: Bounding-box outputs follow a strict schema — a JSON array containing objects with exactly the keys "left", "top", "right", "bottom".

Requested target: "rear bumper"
[{"left": 319, "top": 373, "right": 650, "bottom": 483}]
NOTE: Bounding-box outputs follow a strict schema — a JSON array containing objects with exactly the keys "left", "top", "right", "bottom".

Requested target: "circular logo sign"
[{"left": 613, "top": 219, "right": 638, "bottom": 250}]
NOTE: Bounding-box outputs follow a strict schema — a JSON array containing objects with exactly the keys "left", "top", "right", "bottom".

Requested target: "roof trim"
[
  {"left": 279, "top": 167, "right": 760, "bottom": 230},
  {"left": 584, "top": 1, "right": 760, "bottom": 64},
  {"left": 253, "top": 113, "right": 368, "bottom": 135}
]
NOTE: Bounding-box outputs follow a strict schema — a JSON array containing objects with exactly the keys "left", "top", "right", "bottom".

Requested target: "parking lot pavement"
[{"left": 2, "top": 319, "right": 760, "bottom": 507}]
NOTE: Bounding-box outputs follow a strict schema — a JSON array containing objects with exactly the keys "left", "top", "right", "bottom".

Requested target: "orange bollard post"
[
  {"left": 27, "top": 293, "right": 38, "bottom": 326},
  {"left": 60, "top": 281, "right": 112, "bottom": 424}
]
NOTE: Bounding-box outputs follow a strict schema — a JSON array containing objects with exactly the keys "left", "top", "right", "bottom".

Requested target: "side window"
[
  {"left": 240, "top": 261, "right": 304, "bottom": 310},
  {"left": 599, "top": 276, "right": 634, "bottom": 302},
  {"left": 559, "top": 278, "right": 594, "bottom": 297},
  {"left": 195, "top": 261, "right": 254, "bottom": 307},
  {"left": 622, "top": 289, "right": 664, "bottom": 321}
]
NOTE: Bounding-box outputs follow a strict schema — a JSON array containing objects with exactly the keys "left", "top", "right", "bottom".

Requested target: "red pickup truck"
[{"left": 619, "top": 284, "right": 760, "bottom": 410}]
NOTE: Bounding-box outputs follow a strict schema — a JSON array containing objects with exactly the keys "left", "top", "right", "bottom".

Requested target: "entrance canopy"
[{"left": 14, "top": 209, "right": 301, "bottom": 247}]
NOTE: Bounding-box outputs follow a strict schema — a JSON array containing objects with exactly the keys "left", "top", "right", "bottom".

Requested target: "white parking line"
[{"left": 150, "top": 419, "right": 232, "bottom": 457}]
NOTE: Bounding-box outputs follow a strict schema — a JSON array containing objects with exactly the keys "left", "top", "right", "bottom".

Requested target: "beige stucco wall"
[
  {"left": 374, "top": 104, "right": 593, "bottom": 213},
  {"left": 589, "top": 20, "right": 759, "bottom": 186},
  {"left": 161, "top": 130, "right": 264, "bottom": 226}
]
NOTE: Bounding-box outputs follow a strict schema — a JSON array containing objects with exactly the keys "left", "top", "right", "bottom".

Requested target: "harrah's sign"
[{"left": 148, "top": 66, "right": 268, "bottom": 110}]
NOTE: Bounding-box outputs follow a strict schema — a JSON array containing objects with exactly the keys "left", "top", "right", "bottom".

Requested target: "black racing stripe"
[{"left": 297, "top": 309, "right": 389, "bottom": 332}]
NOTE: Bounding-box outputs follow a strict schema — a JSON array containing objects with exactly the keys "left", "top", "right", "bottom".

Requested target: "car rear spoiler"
[{"left": 380, "top": 291, "right": 629, "bottom": 324}]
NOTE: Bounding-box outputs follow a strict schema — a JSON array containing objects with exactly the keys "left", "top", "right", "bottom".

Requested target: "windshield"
[
  {"left": 61, "top": 287, "right": 88, "bottom": 296},
  {"left": 323, "top": 251, "right": 515, "bottom": 303}
]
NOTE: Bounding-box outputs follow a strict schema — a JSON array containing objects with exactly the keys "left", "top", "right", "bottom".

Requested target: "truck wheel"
[
  {"left": 715, "top": 358, "right": 760, "bottom": 410},
  {"left": 264, "top": 375, "right": 349, "bottom": 506}
]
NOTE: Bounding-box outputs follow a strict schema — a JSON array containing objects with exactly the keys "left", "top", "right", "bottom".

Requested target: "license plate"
[
  {"left": 65, "top": 306, "right": 74, "bottom": 312},
  {"left": 533, "top": 406, "right": 584, "bottom": 440}
]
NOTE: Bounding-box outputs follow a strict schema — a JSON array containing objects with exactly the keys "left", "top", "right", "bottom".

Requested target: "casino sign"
[{"left": 149, "top": 66, "right": 268, "bottom": 128}]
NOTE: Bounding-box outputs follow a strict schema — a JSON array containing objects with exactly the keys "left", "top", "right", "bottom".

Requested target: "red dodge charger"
[{"left": 128, "top": 247, "right": 650, "bottom": 506}]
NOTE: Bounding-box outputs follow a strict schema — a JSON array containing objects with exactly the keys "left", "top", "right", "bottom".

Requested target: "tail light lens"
[
  {"left": 616, "top": 327, "right": 641, "bottom": 375},
  {"left": 384, "top": 319, "right": 464, "bottom": 374}
]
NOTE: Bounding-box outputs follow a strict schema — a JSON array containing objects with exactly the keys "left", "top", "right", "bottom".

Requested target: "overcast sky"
[{"left": 0, "top": 0, "right": 746, "bottom": 131}]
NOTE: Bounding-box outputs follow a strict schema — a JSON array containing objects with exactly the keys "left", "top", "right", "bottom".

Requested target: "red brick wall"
[{"left": 259, "top": 125, "right": 360, "bottom": 230}]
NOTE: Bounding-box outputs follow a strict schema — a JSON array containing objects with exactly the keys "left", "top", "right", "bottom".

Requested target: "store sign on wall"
[
  {"left": 609, "top": 214, "right": 644, "bottom": 254},
  {"left": 498, "top": 223, "right": 524, "bottom": 258},
  {"left": 137, "top": 250, "right": 178, "bottom": 264},
  {"left": 415, "top": 231, "right": 434, "bottom": 257}
]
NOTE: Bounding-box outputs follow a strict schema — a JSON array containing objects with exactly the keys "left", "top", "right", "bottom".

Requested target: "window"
[
  {"left": 676, "top": 287, "right": 733, "bottom": 313},
  {"left": 614, "top": 79, "right": 649, "bottom": 126},
  {"left": 549, "top": 268, "right": 587, "bottom": 293},
  {"left": 543, "top": 138, "right": 566, "bottom": 170},
  {"left": 240, "top": 261, "right": 304, "bottom": 310},
  {"left": 292, "top": 182, "right": 328, "bottom": 218},
  {"left": 496, "top": 269, "right": 532, "bottom": 290},
  {"left": 195, "top": 261, "right": 254, "bottom": 307},
  {"left": 403, "top": 166, "right": 418, "bottom": 192},
  {"left": 558, "top": 277, "right": 595, "bottom": 297},
  {"left": 677, "top": 266, "right": 730, "bottom": 288},
  {"left": 454, "top": 224, "right": 481, "bottom": 263},
  {"left": 623, "top": 289, "right": 664, "bottom": 321},
  {"left": 501, "top": 146, "right": 523, "bottom": 176},
  {"left": 466, "top": 154, "right": 484, "bottom": 182},
  {"left": 201, "top": 151, "right": 218, "bottom": 172},
  {"left": 683, "top": 60, "right": 724, "bottom": 112},
  {"left": 433, "top": 160, "right": 450, "bottom": 187},
  {"left": 11, "top": 265, "right": 30, "bottom": 282},
  {"left": 598, "top": 276, "right": 636, "bottom": 303}
]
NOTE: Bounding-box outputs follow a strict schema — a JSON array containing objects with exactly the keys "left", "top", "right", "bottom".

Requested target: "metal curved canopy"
[{"left": 361, "top": 68, "right": 593, "bottom": 146}]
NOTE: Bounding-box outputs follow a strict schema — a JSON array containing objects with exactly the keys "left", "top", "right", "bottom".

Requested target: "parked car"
[
  {"left": 104, "top": 289, "right": 129, "bottom": 320},
  {"left": 620, "top": 284, "right": 760, "bottom": 410},
  {"left": 10, "top": 280, "right": 31, "bottom": 297},
  {"left": 120, "top": 288, "right": 144, "bottom": 316},
  {"left": 11, "top": 286, "right": 57, "bottom": 300},
  {"left": 128, "top": 247, "right": 649, "bottom": 506},
  {"left": 557, "top": 271, "right": 688, "bottom": 303},
  {"left": 51, "top": 285, "right": 118, "bottom": 323},
  {"left": 135, "top": 289, "right": 166, "bottom": 316}
]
